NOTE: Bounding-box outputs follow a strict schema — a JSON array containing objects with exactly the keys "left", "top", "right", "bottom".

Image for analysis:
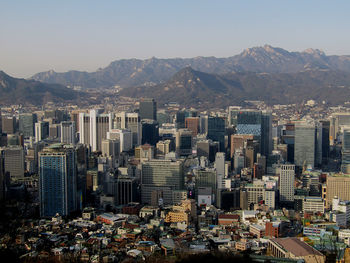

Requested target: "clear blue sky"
[{"left": 1, "top": 0, "right": 349, "bottom": 77}]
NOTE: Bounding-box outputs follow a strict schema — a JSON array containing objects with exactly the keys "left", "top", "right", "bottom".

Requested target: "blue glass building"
[{"left": 39, "top": 144, "right": 77, "bottom": 217}]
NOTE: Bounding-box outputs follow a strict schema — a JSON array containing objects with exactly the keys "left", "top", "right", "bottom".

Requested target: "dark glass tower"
[
  {"left": 139, "top": 98, "right": 157, "bottom": 121},
  {"left": 207, "top": 117, "right": 225, "bottom": 151}
]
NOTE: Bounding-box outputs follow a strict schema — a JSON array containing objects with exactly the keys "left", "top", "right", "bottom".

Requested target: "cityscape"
[{"left": 2, "top": 1, "right": 350, "bottom": 263}]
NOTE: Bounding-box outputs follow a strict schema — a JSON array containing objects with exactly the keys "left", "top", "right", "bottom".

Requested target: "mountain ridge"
[{"left": 31, "top": 45, "right": 350, "bottom": 89}]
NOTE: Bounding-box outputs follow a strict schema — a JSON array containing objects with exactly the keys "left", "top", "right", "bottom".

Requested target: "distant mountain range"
[
  {"left": 31, "top": 45, "right": 350, "bottom": 89},
  {"left": 119, "top": 67, "right": 350, "bottom": 108},
  {"left": 0, "top": 71, "right": 85, "bottom": 105}
]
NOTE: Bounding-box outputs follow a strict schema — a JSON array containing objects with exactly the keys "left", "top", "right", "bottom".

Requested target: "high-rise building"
[
  {"left": 114, "top": 176, "right": 138, "bottom": 205},
  {"left": 207, "top": 116, "right": 225, "bottom": 151},
  {"left": 39, "top": 144, "right": 77, "bottom": 217},
  {"left": 342, "top": 129, "right": 350, "bottom": 173},
  {"left": 185, "top": 117, "right": 200, "bottom": 136},
  {"left": 196, "top": 139, "right": 219, "bottom": 163},
  {"left": 175, "top": 129, "right": 192, "bottom": 156},
  {"left": 141, "top": 119, "right": 159, "bottom": 146},
  {"left": 35, "top": 121, "right": 49, "bottom": 142},
  {"left": 0, "top": 152, "right": 4, "bottom": 201},
  {"left": 61, "top": 121, "right": 76, "bottom": 145},
  {"left": 320, "top": 120, "right": 330, "bottom": 162},
  {"left": 227, "top": 106, "right": 241, "bottom": 127},
  {"left": 329, "top": 113, "right": 350, "bottom": 145},
  {"left": 107, "top": 129, "right": 132, "bottom": 152},
  {"left": 156, "top": 140, "right": 173, "bottom": 157},
  {"left": 19, "top": 113, "right": 37, "bottom": 137},
  {"left": 141, "top": 159, "right": 184, "bottom": 205},
  {"left": 279, "top": 164, "right": 295, "bottom": 202},
  {"left": 113, "top": 112, "right": 141, "bottom": 146},
  {"left": 236, "top": 110, "right": 272, "bottom": 158},
  {"left": 325, "top": 174, "right": 350, "bottom": 208},
  {"left": 139, "top": 98, "right": 157, "bottom": 121},
  {"left": 49, "top": 124, "right": 60, "bottom": 139},
  {"left": 294, "top": 121, "right": 317, "bottom": 168},
  {"left": 79, "top": 109, "right": 112, "bottom": 152},
  {"left": 2, "top": 116, "right": 16, "bottom": 134},
  {"left": 2, "top": 146, "right": 25, "bottom": 181},
  {"left": 101, "top": 139, "right": 120, "bottom": 158},
  {"left": 215, "top": 152, "right": 226, "bottom": 190},
  {"left": 0, "top": 109, "right": 2, "bottom": 133}
]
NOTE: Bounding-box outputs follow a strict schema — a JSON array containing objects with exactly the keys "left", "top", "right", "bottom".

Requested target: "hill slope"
[
  {"left": 0, "top": 71, "right": 84, "bottom": 105},
  {"left": 119, "top": 67, "right": 350, "bottom": 108}
]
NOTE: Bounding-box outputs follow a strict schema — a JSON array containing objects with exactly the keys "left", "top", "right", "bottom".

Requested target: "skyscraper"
[
  {"left": 215, "top": 152, "right": 225, "bottom": 190},
  {"left": 2, "top": 146, "right": 25, "bottom": 181},
  {"left": 139, "top": 98, "right": 157, "bottom": 121},
  {"left": 39, "top": 144, "right": 77, "bottom": 217},
  {"left": 79, "top": 109, "right": 112, "bottom": 152},
  {"left": 141, "top": 159, "right": 184, "bottom": 205},
  {"left": 19, "top": 113, "right": 37, "bottom": 137},
  {"left": 279, "top": 164, "right": 295, "bottom": 202},
  {"left": 141, "top": 119, "right": 159, "bottom": 146},
  {"left": 341, "top": 129, "right": 350, "bottom": 173},
  {"left": 113, "top": 112, "right": 141, "bottom": 146},
  {"left": 294, "top": 121, "right": 316, "bottom": 168},
  {"left": 2, "top": 116, "right": 16, "bottom": 134},
  {"left": 175, "top": 129, "right": 192, "bottom": 156},
  {"left": 61, "top": 121, "right": 76, "bottom": 145},
  {"left": 207, "top": 116, "right": 225, "bottom": 151},
  {"left": 35, "top": 121, "right": 49, "bottom": 142}
]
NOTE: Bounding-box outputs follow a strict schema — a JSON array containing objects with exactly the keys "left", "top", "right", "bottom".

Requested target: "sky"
[{"left": 1, "top": 0, "right": 350, "bottom": 78}]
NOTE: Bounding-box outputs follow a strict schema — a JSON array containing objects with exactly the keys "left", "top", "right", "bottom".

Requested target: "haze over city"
[{"left": 1, "top": 0, "right": 350, "bottom": 77}]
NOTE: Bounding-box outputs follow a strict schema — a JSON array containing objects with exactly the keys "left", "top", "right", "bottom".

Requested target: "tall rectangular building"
[
  {"left": 141, "top": 159, "right": 183, "bottom": 205},
  {"left": 294, "top": 121, "right": 316, "bottom": 168},
  {"left": 139, "top": 98, "right": 157, "bottom": 121},
  {"left": 341, "top": 129, "right": 350, "bottom": 173},
  {"left": 3, "top": 146, "right": 24, "bottom": 181},
  {"left": 113, "top": 112, "right": 141, "bottom": 146},
  {"left": 61, "top": 121, "right": 76, "bottom": 145},
  {"left": 19, "top": 113, "right": 37, "bottom": 137},
  {"left": 279, "top": 164, "right": 295, "bottom": 202},
  {"left": 79, "top": 109, "right": 112, "bottom": 152},
  {"left": 207, "top": 116, "right": 225, "bottom": 151},
  {"left": 39, "top": 144, "right": 77, "bottom": 217},
  {"left": 35, "top": 121, "right": 49, "bottom": 142}
]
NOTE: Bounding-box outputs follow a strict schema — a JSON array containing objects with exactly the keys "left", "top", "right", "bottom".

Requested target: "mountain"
[
  {"left": 119, "top": 67, "right": 350, "bottom": 108},
  {"left": 0, "top": 71, "right": 85, "bottom": 105},
  {"left": 31, "top": 45, "right": 350, "bottom": 89}
]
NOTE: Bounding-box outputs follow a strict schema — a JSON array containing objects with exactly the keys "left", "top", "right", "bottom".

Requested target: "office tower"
[
  {"left": 19, "top": 113, "right": 37, "bottom": 137},
  {"left": 139, "top": 98, "right": 157, "bottom": 121},
  {"left": 2, "top": 116, "right": 16, "bottom": 134},
  {"left": 2, "top": 146, "right": 24, "bottom": 181},
  {"left": 196, "top": 139, "right": 219, "bottom": 163},
  {"left": 156, "top": 140, "right": 172, "bottom": 157},
  {"left": 101, "top": 139, "right": 120, "bottom": 158},
  {"left": 294, "top": 121, "right": 316, "bottom": 168},
  {"left": 245, "top": 180, "right": 265, "bottom": 206},
  {"left": 115, "top": 176, "right": 138, "bottom": 205},
  {"left": 0, "top": 109, "right": 2, "bottom": 133},
  {"left": 199, "top": 115, "right": 208, "bottom": 134},
  {"left": 141, "top": 159, "right": 184, "bottom": 205},
  {"left": 113, "top": 112, "right": 141, "bottom": 146},
  {"left": 207, "top": 116, "right": 225, "bottom": 151},
  {"left": 215, "top": 152, "right": 225, "bottom": 190},
  {"left": 107, "top": 129, "right": 132, "bottom": 152},
  {"left": 7, "top": 134, "right": 23, "bottom": 146},
  {"left": 79, "top": 109, "right": 112, "bottom": 152},
  {"left": 176, "top": 111, "right": 186, "bottom": 128},
  {"left": 39, "top": 144, "right": 77, "bottom": 217},
  {"left": 236, "top": 110, "right": 272, "bottom": 158},
  {"left": 185, "top": 117, "right": 200, "bottom": 136},
  {"left": 61, "top": 121, "right": 76, "bottom": 145},
  {"left": 44, "top": 109, "right": 66, "bottom": 124},
  {"left": 175, "top": 129, "right": 192, "bottom": 156},
  {"left": 157, "top": 110, "right": 170, "bottom": 126},
  {"left": 281, "top": 123, "right": 295, "bottom": 163},
  {"left": 279, "top": 164, "right": 295, "bottom": 202},
  {"left": 342, "top": 129, "right": 350, "bottom": 173},
  {"left": 320, "top": 120, "right": 330, "bottom": 162},
  {"left": 141, "top": 119, "right": 159, "bottom": 146},
  {"left": 194, "top": 168, "right": 217, "bottom": 196},
  {"left": 234, "top": 149, "right": 245, "bottom": 174},
  {"left": 261, "top": 111, "right": 272, "bottom": 157},
  {"left": 227, "top": 106, "right": 241, "bottom": 127},
  {"left": 329, "top": 113, "right": 350, "bottom": 145},
  {"left": 35, "top": 121, "right": 49, "bottom": 142},
  {"left": 49, "top": 124, "right": 60, "bottom": 139},
  {"left": 230, "top": 134, "right": 254, "bottom": 158}
]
